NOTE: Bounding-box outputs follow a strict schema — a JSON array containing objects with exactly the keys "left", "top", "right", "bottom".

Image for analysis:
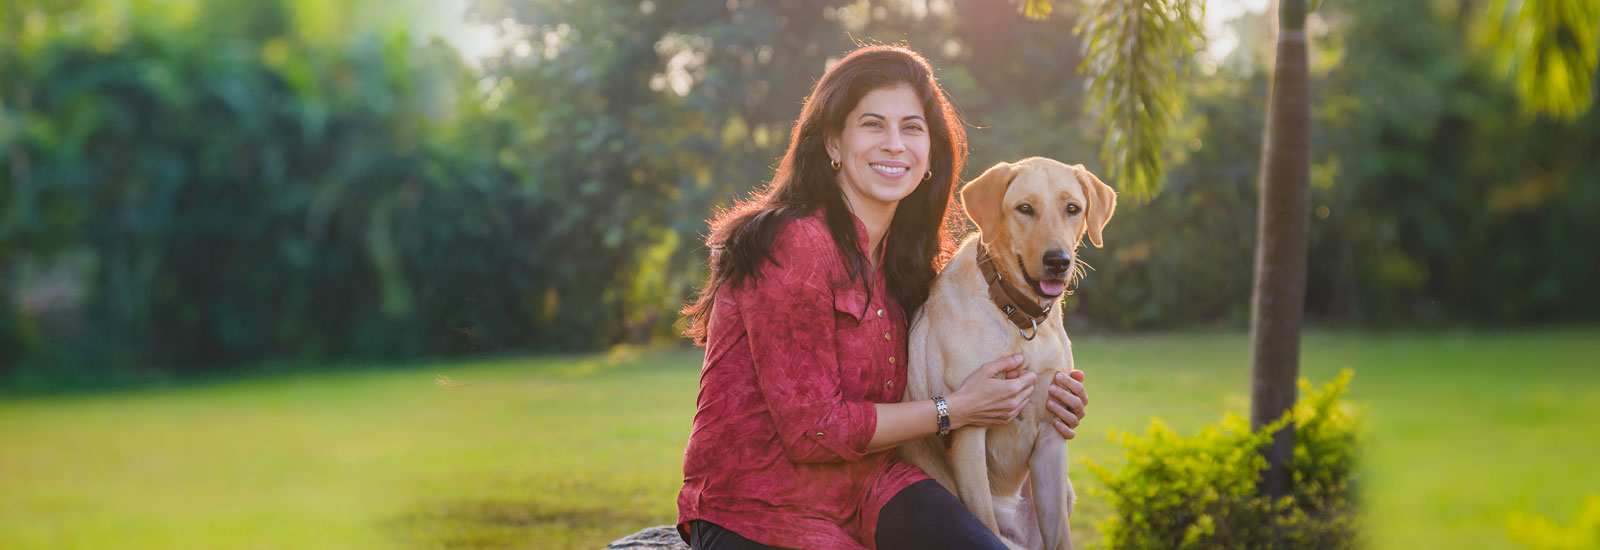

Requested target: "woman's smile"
[{"left": 870, "top": 162, "right": 911, "bottom": 178}]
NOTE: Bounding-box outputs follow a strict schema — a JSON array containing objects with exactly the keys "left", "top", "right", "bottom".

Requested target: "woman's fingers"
[
  {"left": 1047, "top": 371, "right": 1086, "bottom": 440},
  {"left": 1054, "top": 419, "right": 1076, "bottom": 440},
  {"left": 1000, "top": 355, "right": 1025, "bottom": 379},
  {"left": 1052, "top": 372, "right": 1088, "bottom": 413},
  {"left": 980, "top": 354, "right": 1025, "bottom": 378},
  {"left": 1046, "top": 398, "right": 1080, "bottom": 429},
  {"left": 1007, "top": 392, "right": 1028, "bottom": 420},
  {"left": 1054, "top": 371, "right": 1088, "bottom": 407},
  {"left": 964, "top": 359, "right": 1051, "bottom": 426},
  {"left": 1008, "top": 372, "right": 1036, "bottom": 420},
  {"left": 1017, "top": 371, "right": 1038, "bottom": 391},
  {"left": 1048, "top": 384, "right": 1085, "bottom": 420}
]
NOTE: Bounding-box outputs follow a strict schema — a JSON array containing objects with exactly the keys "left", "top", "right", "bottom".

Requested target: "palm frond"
[
  {"left": 1478, "top": 0, "right": 1600, "bottom": 121},
  {"left": 1076, "top": 0, "right": 1205, "bottom": 200}
]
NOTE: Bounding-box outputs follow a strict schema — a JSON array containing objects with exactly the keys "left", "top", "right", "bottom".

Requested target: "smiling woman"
[
  {"left": 826, "top": 84, "right": 933, "bottom": 261},
  {"left": 673, "top": 44, "right": 1092, "bottom": 550}
]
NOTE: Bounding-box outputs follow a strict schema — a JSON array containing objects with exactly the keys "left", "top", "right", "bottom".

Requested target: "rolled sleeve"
[{"left": 738, "top": 221, "right": 877, "bottom": 464}]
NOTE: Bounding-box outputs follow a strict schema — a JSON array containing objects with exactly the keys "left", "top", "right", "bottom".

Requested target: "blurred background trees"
[{"left": 2, "top": 0, "right": 1597, "bottom": 388}]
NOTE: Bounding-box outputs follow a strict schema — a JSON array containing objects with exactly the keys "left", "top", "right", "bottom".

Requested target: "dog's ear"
[
  {"left": 960, "top": 162, "right": 1016, "bottom": 245},
  {"left": 1073, "top": 164, "right": 1117, "bottom": 248}
]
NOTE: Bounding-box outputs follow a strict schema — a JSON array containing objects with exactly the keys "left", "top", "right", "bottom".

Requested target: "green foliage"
[
  {"left": 1085, "top": 370, "right": 1360, "bottom": 549},
  {"left": 1078, "top": 0, "right": 1203, "bottom": 200},
  {"left": 1023, "top": 0, "right": 1056, "bottom": 19},
  {"left": 2, "top": 0, "right": 1599, "bottom": 385},
  {"left": 1313, "top": 0, "right": 1600, "bottom": 323},
  {"left": 1476, "top": 0, "right": 1600, "bottom": 121},
  {"left": 1069, "top": 0, "right": 1600, "bottom": 329},
  {"left": 1508, "top": 495, "right": 1600, "bottom": 550},
  {"left": 1029, "top": 0, "right": 1203, "bottom": 199},
  {"left": 0, "top": 0, "right": 658, "bottom": 386}
]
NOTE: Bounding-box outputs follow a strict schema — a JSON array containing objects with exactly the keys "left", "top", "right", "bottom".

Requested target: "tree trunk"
[{"left": 1249, "top": 0, "right": 1311, "bottom": 500}]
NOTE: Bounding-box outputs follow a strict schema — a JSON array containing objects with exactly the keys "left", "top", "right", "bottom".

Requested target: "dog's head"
[{"left": 959, "top": 157, "right": 1116, "bottom": 299}]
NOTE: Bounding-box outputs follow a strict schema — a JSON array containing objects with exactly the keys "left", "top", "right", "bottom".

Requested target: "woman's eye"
[
  {"left": 904, "top": 125, "right": 924, "bottom": 133},
  {"left": 1016, "top": 204, "right": 1034, "bottom": 216},
  {"left": 1066, "top": 204, "right": 1081, "bottom": 215},
  {"left": 864, "top": 121, "right": 883, "bottom": 128}
]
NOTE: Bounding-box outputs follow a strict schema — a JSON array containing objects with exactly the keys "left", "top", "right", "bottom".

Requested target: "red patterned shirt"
[{"left": 677, "top": 209, "right": 931, "bottom": 549}]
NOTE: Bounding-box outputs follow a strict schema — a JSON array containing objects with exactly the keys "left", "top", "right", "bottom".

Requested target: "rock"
[{"left": 603, "top": 525, "right": 688, "bottom": 550}]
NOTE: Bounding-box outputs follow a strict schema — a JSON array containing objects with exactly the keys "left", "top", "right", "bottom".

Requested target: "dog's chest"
[
  {"left": 1018, "top": 329, "right": 1071, "bottom": 374},
  {"left": 983, "top": 328, "right": 1070, "bottom": 475}
]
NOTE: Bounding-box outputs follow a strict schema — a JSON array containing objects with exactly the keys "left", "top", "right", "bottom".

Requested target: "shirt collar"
[{"left": 815, "top": 208, "right": 888, "bottom": 261}]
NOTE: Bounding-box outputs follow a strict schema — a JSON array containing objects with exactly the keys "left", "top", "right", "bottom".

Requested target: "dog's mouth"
[{"left": 1016, "top": 256, "right": 1067, "bottom": 298}]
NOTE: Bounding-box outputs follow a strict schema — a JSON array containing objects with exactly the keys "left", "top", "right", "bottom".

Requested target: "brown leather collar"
[{"left": 976, "top": 241, "right": 1051, "bottom": 337}]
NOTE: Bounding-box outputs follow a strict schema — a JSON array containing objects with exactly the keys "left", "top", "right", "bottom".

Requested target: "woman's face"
[{"left": 827, "top": 84, "right": 931, "bottom": 217}]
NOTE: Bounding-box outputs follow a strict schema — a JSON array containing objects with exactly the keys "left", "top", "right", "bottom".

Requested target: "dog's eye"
[
  {"left": 1015, "top": 204, "right": 1034, "bottom": 216},
  {"left": 1066, "top": 204, "right": 1081, "bottom": 215}
]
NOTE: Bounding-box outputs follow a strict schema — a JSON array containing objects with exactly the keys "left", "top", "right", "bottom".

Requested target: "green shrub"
[
  {"left": 1507, "top": 494, "right": 1600, "bottom": 549},
  {"left": 1085, "top": 369, "right": 1361, "bottom": 549}
]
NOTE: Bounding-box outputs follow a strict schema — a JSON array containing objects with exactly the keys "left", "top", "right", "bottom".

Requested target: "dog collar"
[{"left": 976, "top": 242, "right": 1052, "bottom": 340}]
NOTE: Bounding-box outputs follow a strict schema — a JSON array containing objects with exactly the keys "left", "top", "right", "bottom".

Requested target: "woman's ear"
[
  {"left": 1073, "top": 165, "right": 1117, "bottom": 248},
  {"left": 960, "top": 162, "right": 1016, "bottom": 245},
  {"left": 825, "top": 134, "right": 840, "bottom": 165}
]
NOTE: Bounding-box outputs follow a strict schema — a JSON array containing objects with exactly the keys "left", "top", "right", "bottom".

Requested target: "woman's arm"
[
  {"left": 739, "top": 222, "right": 882, "bottom": 464},
  {"left": 865, "top": 355, "right": 1036, "bottom": 454},
  {"left": 865, "top": 399, "right": 942, "bottom": 454}
]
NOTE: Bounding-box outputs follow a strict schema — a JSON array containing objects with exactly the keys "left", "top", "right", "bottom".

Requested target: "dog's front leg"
[
  {"left": 1029, "top": 434, "right": 1074, "bottom": 550},
  {"left": 950, "top": 427, "right": 1000, "bottom": 532}
]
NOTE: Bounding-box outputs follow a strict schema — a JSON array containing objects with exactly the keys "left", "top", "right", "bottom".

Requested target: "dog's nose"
[{"left": 1042, "top": 249, "right": 1073, "bottom": 275}]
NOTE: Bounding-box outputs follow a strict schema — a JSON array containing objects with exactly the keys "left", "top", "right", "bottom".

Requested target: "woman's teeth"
[{"left": 871, "top": 164, "right": 907, "bottom": 174}]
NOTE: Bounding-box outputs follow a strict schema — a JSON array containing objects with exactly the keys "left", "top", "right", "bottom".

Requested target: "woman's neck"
[{"left": 852, "top": 203, "right": 895, "bottom": 269}]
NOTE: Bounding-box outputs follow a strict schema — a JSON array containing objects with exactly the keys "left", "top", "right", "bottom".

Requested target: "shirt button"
[
  {"left": 877, "top": 309, "right": 885, "bottom": 318},
  {"left": 888, "top": 356, "right": 896, "bottom": 364},
  {"left": 814, "top": 431, "right": 825, "bottom": 439},
  {"left": 883, "top": 332, "right": 891, "bottom": 341},
  {"left": 886, "top": 380, "right": 894, "bottom": 390}
]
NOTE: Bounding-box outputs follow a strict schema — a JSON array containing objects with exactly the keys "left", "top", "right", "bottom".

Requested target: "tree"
[
  {"left": 1247, "top": 0, "right": 1312, "bottom": 499},
  {"left": 1024, "top": 0, "right": 1309, "bottom": 498},
  {"left": 1247, "top": 0, "right": 1600, "bottom": 499},
  {"left": 1028, "top": 0, "right": 1600, "bottom": 501}
]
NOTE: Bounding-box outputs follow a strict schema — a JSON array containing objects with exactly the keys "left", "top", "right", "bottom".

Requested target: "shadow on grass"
[{"left": 393, "top": 498, "right": 664, "bottom": 549}]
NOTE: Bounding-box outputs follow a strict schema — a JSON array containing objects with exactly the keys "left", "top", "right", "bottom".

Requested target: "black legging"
[{"left": 686, "top": 480, "right": 1008, "bottom": 550}]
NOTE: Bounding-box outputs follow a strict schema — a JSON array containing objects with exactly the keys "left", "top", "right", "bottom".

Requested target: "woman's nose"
[{"left": 882, "top": 129, "right": 906, "bottom": 154}]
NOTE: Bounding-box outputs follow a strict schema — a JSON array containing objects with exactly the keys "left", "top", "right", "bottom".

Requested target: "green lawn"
[{"left": 2, "top": 328, "right": 1597, "bottom": 549}]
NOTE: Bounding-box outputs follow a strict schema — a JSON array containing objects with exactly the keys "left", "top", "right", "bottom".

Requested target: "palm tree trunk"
[{"left": 1249, "top": 0, "right": 1311, "bottom": 500}]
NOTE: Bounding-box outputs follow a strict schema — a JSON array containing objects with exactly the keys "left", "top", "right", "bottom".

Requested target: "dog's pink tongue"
[{"left": 1039, "top": 280, "right": 1065, "bottom": 296}]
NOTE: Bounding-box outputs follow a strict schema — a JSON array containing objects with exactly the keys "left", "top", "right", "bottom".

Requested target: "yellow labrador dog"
[{"left": 899, "top": 157, "right": 1115, "bottom": 550}]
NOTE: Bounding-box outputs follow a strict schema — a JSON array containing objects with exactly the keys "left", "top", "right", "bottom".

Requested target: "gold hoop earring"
[
  {"left": 923, "top": 170, "right": 933, "bottom": 181},
  {"left": 831, "top": 159, "right": 841, "bottom": 170}
]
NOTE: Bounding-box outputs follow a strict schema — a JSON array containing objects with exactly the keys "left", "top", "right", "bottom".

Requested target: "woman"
[{"left": 678, "top": 44, "right": 1091, "bottom": 550}]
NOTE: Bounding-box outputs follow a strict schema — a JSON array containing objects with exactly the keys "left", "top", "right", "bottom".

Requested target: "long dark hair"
[{"left": 682, "top": 44, "right": 969, "bottom": 345}]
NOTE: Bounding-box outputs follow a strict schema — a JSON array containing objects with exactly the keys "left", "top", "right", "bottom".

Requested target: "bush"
[
  {"left": 1507, "top": 494, "right": 1600, "bottom": 549},
  {"left": 1085, "top": 370, "right": 1360, "bottom": 549}
]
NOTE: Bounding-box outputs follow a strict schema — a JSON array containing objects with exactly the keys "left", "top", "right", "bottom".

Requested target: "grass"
[{"left": 1, "top": 328, "right": 1597, "bottom": 549}]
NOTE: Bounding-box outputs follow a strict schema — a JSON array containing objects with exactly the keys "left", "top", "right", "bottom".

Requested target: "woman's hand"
[
  {"left": 1047, "top": 370, "right": 1089, "bottom": 439},
  {"left": 946, "top": 354, "right": 1036, "bottom": 429}
]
